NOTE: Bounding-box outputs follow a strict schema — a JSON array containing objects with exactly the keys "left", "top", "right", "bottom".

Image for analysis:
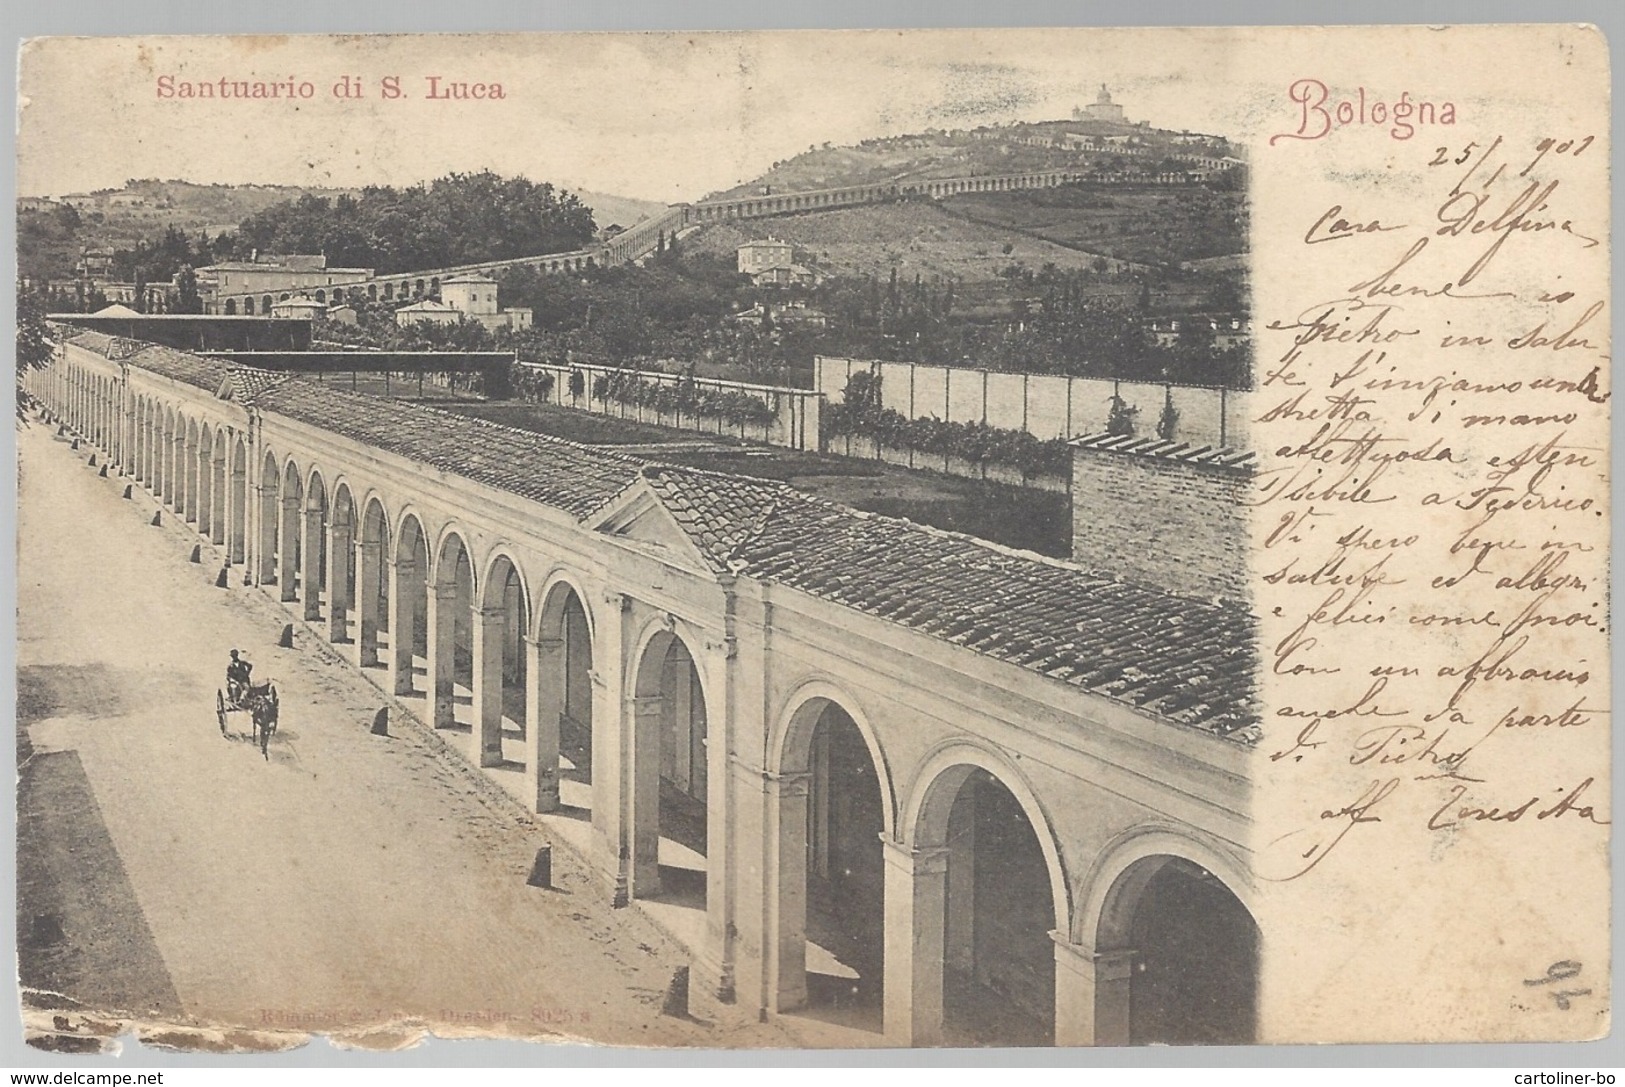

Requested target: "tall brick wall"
[{"left": 1071, "top": 445, "right": 1250, "bottom": 603}]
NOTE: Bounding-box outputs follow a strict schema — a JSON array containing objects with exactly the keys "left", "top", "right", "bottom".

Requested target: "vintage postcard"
[{"left": 11, "top": 25, "right": 1610, "bottom": 1053}]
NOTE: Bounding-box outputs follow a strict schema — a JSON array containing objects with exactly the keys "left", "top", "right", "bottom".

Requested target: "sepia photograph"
[{"left": 8, "top": 23, "right": 1611, "bottom": 1060}]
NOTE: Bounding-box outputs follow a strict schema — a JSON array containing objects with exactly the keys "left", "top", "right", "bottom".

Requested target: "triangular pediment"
[{"left": 591, "top": 480, "right": 714, "bottom": 573}]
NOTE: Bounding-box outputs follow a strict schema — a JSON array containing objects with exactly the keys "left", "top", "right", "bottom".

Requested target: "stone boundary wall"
[
  {"left": 816, "top": 356, "right": 1246, "bottom": 448},
  {"left": 517, "top": 360, "right": 823, "bottom": 451}
]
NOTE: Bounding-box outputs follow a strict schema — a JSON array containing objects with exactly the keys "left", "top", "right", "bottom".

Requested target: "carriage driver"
[{"left": 226, "top": 649, "right": 253, "bottom": 705}]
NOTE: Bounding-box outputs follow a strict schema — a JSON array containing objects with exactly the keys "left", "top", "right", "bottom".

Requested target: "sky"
[{"left": 16, "top": 29, "right": 1265, "bottom": 204}]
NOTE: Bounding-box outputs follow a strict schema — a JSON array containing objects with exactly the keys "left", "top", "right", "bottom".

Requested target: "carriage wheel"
[{"left": 216, "top": 690, "right": 228, "bottom": 733}]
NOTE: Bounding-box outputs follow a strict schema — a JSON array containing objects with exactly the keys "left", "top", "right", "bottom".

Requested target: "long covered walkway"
[{"left": 14, "top": 414, "right": 796, "bottom": 1047}]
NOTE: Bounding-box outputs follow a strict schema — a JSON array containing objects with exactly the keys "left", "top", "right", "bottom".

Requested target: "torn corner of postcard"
[{"left": 11, "top": 23, "right": 1610, "bottom": 1053}]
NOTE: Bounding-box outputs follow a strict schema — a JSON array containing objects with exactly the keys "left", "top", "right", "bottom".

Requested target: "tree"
[
  {"left": 16, "top": 287, "right": 55, "bottom": 419},
  {"left": 174, "top": 266, "right": 203, "bottom": 314}
]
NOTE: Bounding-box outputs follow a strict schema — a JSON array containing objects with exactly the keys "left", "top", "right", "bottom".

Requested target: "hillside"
[
  {"left": 685, "top": 201, "right": 1124, "bottom": 285},
  {"left": 939, "top": 184, "right": 1245, "bottom": 266},
  {"left": 709, "top": 117, "right": 1238, "bottom": 200},
  {"left": 19, "top": 179, "right": 667, "bottom": 283}
]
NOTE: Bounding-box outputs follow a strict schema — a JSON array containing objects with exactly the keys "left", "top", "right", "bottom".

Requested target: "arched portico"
[
  {"left": 769, "top": 685, "right": 895, "bottom": 1029},
  {"left": 181, "top": 417, "right": 200, "bottom": 523},
  {"left": 208, "top": 428, "right": 227, "bottom": 546},
  {"left": 1065, "top": 829, "right": 1259, "bottom": 1047},
  {"left": 427, "top": 528, "right": 475, "bottom": 731},
  {"left": 388, "top": 512, "right": 430, "bottom": 697},
  {"left": 327, "top": 482, "right": 356, "bottom": 641},
  {"left": 278, "top": 458, "right": 305, "bottom": 603},
  {"left": 195, "top": 425, "right": 214, "bottom": 537},
  {"left": 229, "top": 434, "right": 248, "bottom": 564},
  {"left": 890, "top": 746, "right": 1070, "bottom": 1047},
  {"left": 626, "top": 625, "right": 711, "bottom": 903},
  {"left": 301, "top": 469, "right": 329, "bottom": 621},
  {"left": 160, "top": 407, "right": 176, "bottom": 504},
  {"left": 473, "top": 548, "right": 529, "bottom": 768},
  {"left": 355, "top": 496, "right": 391, "bottom": 668},
  {"left": 530, "top": 575, "right": 595, "bottom": 814}
]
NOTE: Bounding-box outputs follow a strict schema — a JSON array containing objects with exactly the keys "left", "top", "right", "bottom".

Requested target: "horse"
[{"left": 246, "top": 682, "right": 279, "bottom": 758}]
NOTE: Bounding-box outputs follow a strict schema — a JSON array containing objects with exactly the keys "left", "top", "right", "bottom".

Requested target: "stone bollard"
[
  {"left": 98, "top": 465, "right": 108, "bottom": 477},
  {"left": 149, "top": 511, "right": 162, "bottom": 527},
  {"left": 70, "top": 439, "right": 79, "bottom": 450},
  {"left": 122, "top": 484, "right": 133, "bottom": 500},
  {"left": 87, "top": 453, "right": 96, "bottom": 466},
  {"left": 215, "top": 566, "right": 230, "bottom": 588},
  {"left": 660, "top": 967, "right": 690, "bottom": 1019},
  {"left": 277, "top": 624, "right": 295, "bottom": 649},
  {"left": 526, "top": 846, "right": 553, "bottom": 889},
  {"left": 189, "top": 544, "right": 201, "bottom": 564},
  {"left": 370, "top": 707, "right": 389, "bottom": 736}
]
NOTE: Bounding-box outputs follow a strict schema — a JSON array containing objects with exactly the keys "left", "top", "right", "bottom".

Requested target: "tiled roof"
[
  {"left": 89, "top": 336, "right": 1258, "bottom": 743},
  {"left": 247, "top": 379, "right": 643, "bottom": 519},
  {"left": 634, "top": 464, "right": 1259, "bottom": 742},
  {"left": 62, "top": 328, "right": 235, "bottom": 392}
]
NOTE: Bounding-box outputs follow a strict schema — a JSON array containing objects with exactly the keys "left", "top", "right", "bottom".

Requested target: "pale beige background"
[{"left": 16, "top": 26, "right": 1612, "bottom": 1046}]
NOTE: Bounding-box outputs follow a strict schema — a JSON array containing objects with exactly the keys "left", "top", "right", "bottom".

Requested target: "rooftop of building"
[{"left": 61, "top": 326, "right": 1259, "bottom": 744}]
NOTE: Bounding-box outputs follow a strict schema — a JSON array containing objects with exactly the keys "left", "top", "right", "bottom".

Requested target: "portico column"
[
  {"left": 626, "top": 694, "right": 664, "bottom": 899},
  {"left": 210, "top": 460, "right": 227, "bottom": 545},
  {"left": 255, "top": 486, "right": 278, "bottom": 585},
  {"left": 525, "top": 636, "right": 564, "bottom": 812},
  {"left": 1052, "top": 937, "right": 1134, "bottom": 1047},
  {"left": 471, "top": 605, "right": 507, "bottom": 767},
  {"left": 882, "top": 839, "right": 950, "bottom": 1047},
  {"left": 425, "top": 582, "right": 459, "bottom": 728},
  {"left": 294, "top": 505, "right": 320, "bottom": 619},
  {"left": 279, "top": 496, "right": 301, "bottom": 602},
  {"left": 767, "top": 769, "right": 813, "bottom": 1013},
  {"left": 196, "top": 452, "right": 213, "bottom": 537},
  {"left": 229, "top": 462, "right": 247, "bottom": 564},
  {"left": 387, "top": 558, "right": 418, "bottom": 695},
  {"left": 357, "top": 540, "right": 384, "bottom": 666},
  {"left": 326, "top": 521, "right": 353, "bottom": 642}
]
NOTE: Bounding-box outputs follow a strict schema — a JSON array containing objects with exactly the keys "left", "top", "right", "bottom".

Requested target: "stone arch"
[
  {"left": 427, "top": 527, "right": 476, "bottom": 731},
  {"left": 895, "top": 742, "right": 1071, "bottom": 1047},
  {"left": 389, "top": 511, "right": 431, "bottom": 697},
  {"left": 159, "top": 406, "right": 177, "bottom": 504},
  {"left": 195, "top": 423, "right": 215, "bottom": 538},
  {"left": 625, "top": 620, "right": 714, "bottom": 902},
  {"left": 180, "top": 415, "right": 200, "bottom": 519},
  {"left": 1073, "top": 826, "right": 1259, "bottom": 1047},
  {"left": 323, "top": 480, "right": 357, "bottom": 642},
  {"left": 529, "top": 571, "right": 598, "bottom": 814},
  {"left": 208, "top": 426, "right": 228, "bottom": 547},
  {"left": 224, "top": 298, "right": 237, "bottom": 315},
  {"left": 256, "top": 446, "right": 281, "bottom": 584},
  {"left": 472, "top": 547, "right": 532, "bottom": 768},
  {"left": 229, "top": 432, "right": 248, "bottom": 564},
  {"left": 276, "top": 455, "right": 305, "bottom": 602},
  {"left": 300, "top": 467, "right": 330, "bottom": 621},
  {"left": 767, "top": 680, "right": 899, "bottom": 1023},
  {"left": 354, "top": 493, "right": 392, "bottom": 668}
]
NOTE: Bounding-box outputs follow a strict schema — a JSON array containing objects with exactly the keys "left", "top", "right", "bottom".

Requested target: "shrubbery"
[
  {"left": 590, "top": 368, "right": 778, "bottom": 427},
  {"left": 823, "top": 372, "right": 1071, "bottom": 479}
]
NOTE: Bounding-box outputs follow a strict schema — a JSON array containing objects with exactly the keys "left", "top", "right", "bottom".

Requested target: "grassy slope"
[{"left": 685, "top": 201, "right": 1115, "bottom": 284}]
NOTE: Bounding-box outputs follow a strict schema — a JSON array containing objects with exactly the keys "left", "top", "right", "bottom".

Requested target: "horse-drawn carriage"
[{"left": 217, "top": 676, "right": 280, "bottom": 758}]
